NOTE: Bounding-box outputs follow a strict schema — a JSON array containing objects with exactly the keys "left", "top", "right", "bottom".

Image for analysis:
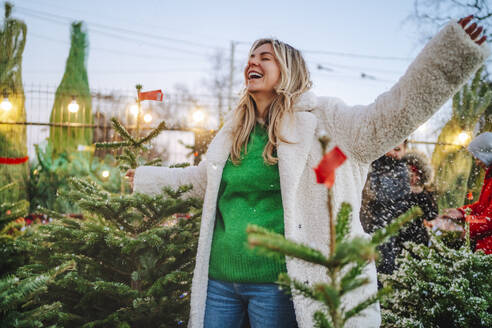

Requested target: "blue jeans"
[{"left": 204, "top": 279, "right": 298, "bottom": 328}]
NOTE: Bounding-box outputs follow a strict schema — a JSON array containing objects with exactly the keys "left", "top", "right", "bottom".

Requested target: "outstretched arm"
[
  {"left": 133, "top": 159, "right": 208, "bottom": 199},
  {"left": 319, "top": 17, "right": 490, "bottom": 163}
]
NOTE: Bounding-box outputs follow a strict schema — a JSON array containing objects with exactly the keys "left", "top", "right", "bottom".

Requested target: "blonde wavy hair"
[{"left": 230, "top": 39, "right": 312, "bottom": 165}]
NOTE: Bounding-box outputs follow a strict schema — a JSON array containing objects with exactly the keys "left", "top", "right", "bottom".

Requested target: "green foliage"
[
  {"left": 0, "top": 2, "right": 28, "bottom": 202},
  {"left": 4, "top": 118, "right": 201, "bottom": 327},
  {"left": 0, "top": 261, "right": 75, "bottom": 328},
  {"left": 49, "top": 21, "right": 92, "bottom": 156},
  {"left": 381, "top": 234, "right": 492, "bottom": 328},
  {"left": 0, "top": 182, "right": 29, "bottom": 276},
  {"left": 247, "top": 203, "right": 422, "bottom": 328},
  {"left": 432, "top": 67, "right": 492, "bottom": 209},
  {"left": 29, "top": 141, "right": 122, "bottom": 214},
  {"left": 96, "top": 117, "right": 167, "bottom": 171}
]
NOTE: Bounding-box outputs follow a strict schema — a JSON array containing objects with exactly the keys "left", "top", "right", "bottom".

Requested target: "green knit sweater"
[{"left": 208, "top": 123, "right": 287, "bottom": 283}]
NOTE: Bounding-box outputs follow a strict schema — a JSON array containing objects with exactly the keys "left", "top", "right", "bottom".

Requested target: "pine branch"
[
  {"left": 335, "top": 202, "right": 351, "bottom": 244},
  {"left": 314, "top": 311, "right": 334, "bottom": 328},
  {"left": 110, "top": 117, "right": 138, "bottom": 145},
  {"left": 343, "top": 286, "right": 391, "bottom": 323},
  {"left": 371, "top": 206, "right": 423, "bottom": 246},
  {"left": 136, "top": 121, "right": 167, "bottom": 146},
  {"left": 247, "top": 225, "right": 329, "bottom": 266},
  {"left": 95, "top": 141, "right": 132, "bottom": 149}
]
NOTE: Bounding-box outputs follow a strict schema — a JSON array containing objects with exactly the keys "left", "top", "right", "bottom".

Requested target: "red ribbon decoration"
[
  {"left": 138, "top": 89, "right": 163, "bottom": 101},
  {"left": 0, "top": 156, "right": 29, "bottom": 164},
  {"left": 314, "top": 146, "right": 347, "bottom": 188}
]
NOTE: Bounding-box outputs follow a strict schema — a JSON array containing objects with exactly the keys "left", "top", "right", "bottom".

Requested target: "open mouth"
[{"left": 248, "top": 71, "right": 263, "bottom": 80}]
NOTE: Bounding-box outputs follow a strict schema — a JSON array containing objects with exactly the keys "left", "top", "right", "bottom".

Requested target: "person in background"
[
  {"left": 398, "top": 149, "right": 438, "bottom": 247},
  {"left": 360, "top": 141, "right": 412, "bottom": 276},
  {"left": 438, "top": 132, "right": 492, "bottom": 254}
]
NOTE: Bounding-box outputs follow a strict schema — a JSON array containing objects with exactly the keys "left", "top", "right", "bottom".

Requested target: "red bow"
[
  {"left": 138, "top": 89, "right": 163, "bottom": 101},
  {"left": 0, "top": 156, "right": 29, "bottom": 165},
  {"left": 314, "top": 146, "right": 347, "bottom": 188}
]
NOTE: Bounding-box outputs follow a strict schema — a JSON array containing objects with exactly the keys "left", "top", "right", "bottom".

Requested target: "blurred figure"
[
  {"left": 438, "top": 132, "right": 492, "bottom": 254},
  {"left": 397, "top": 150, "right": 438, "bottom": 247},
  {"left": 360, "top": 141, "right": 412, "bottom": 275}
]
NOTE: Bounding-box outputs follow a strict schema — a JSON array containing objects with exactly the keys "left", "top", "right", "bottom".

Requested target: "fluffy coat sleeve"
[
  {"left": 133, "top": 159, "right": 208, "bottom": 199},
  {"left": 315, "top": 21, "right": 490, "bottom": 163}
]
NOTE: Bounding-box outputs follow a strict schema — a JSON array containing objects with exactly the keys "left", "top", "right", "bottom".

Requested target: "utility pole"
[{"left": 227, "top": 41, "right": 236, "bottom": 121}]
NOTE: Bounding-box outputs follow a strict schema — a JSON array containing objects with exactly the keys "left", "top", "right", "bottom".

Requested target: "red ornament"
[
  {"left": 6, "top": 210, "right": 11, "bottom": 215},
  {"left": 314, "top": 146, "right": 347, "bottom": 188},
  {"left": 466, "top": 191, "right": 474, "bottom": 201}
]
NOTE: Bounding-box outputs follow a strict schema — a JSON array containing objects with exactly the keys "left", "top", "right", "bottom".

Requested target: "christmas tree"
[
  {"left": 432, "top": 68, "right": 492, "bottom": 209},
  {"left": 0, "top": 2, "right": 29, "bottom": 203},
  {"left": 0, "top": 181, "right": 29, "bottom": 275},
  {"left": 247, "top": 141, "right": 423, "bottom": 328},
  {"left": 28, "top": 141, "right": 122, "bottom": 214},
  {"left": 2, "top": 118, "right": 202, "bottom": 327},
  {"left": 49, "top": 21, "right": 92, "bottom": 156},
  {"left": 381, "top": 232, "right": 492, "bottom": 328}
]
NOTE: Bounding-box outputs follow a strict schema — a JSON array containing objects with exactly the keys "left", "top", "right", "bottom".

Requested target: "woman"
[
  {"left": 128, "top": 16, "right": 489, "bottom": 328},
  {"left": 437, "top": 132, "right": 492, "bottom": 254}
]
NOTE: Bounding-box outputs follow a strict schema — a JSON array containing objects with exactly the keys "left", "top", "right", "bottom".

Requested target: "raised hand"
[{"left": 459, "top": 15, "right": 487, "bottom": 45}]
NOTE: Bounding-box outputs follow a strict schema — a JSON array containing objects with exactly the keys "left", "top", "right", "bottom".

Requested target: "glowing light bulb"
[
  {"left": 130, "top": 104, "right": 139, "bottom": 116},
  {"left": 68, "top": 99, "right": 79, "bottom": 113},
  {"left": 101, "top": 170, "right": 110, "bottom": 178},
  {"left": 143, "top": 113, "right": 152, "bottom": 123},
  {"left": 457, "top": 132, "right": 471, "bottom": 145},
  {"left": 0, "top": 97, "right": 12, "bottom": 111},
  {"left": 192, "top": 109, "right": 205, "bottom": 123}
]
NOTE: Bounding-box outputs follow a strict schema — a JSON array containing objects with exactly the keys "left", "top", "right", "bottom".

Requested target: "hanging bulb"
[
  {"left": 0, "top": 97, "right": 12, "bottom": 111},
  {"left": 1, "top": 90, "right": 12, "bottom": 111},
  {"left": 130, "top": 103, "right": 139, "bottom": 116},
  {"left": 457, "top": 132, "right": 471, "bottom": 145},
  {"left": 68, "top": 96, "right": 79, "bottom": 113},
  {"left": 143, "top": 113, "right": 152, "bottom": 123}
]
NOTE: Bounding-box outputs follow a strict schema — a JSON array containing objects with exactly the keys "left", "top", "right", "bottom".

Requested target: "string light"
[
  {"left": 101, "top": 170, "right": 110, "bottom": 178},
  {"left": 68, "top": 96, "right": 79, "bottom": 113},
  {"left": 1, "top": 90, "right": 12, "bottom": 111},
  {"left": 191, "top": 108, "right": 206, "bottom": 124},
  {"left": 457, "top": 132, "right": 471, "bottom": 146},
  {"left": 130, "top": 103, "right": 139, "bottom": 116},
  {"left": 143, "top": 113, "right": 152, "bottom": 123}
]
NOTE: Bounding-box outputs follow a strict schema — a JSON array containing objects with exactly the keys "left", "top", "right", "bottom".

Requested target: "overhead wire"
[
  {"left": 14, "top": 5, "right": 225, "bottom": 51},
  {"left": 18, "top": 0, "right": 229, "bottom": 46},
  {"left": 16, "top": 10, "right": 212, "bottom": 58}
]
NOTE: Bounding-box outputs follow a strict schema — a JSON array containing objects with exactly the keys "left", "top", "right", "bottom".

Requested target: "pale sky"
[
  {"left": 4, "top": 0, "right": 490, "bottom": 159},
  {"left": 9, "top": 0, "right": 424, "bottom": 104}
]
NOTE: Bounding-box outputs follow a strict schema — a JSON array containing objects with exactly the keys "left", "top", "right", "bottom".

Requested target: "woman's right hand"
[
  {"left": 436, "top": 208, "right": 464, "bottom": 221},
  {"left": 125, "top": 169, "right": 135, "bottom": 190}
]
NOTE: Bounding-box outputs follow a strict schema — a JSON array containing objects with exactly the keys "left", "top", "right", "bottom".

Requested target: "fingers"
[
  {"left": 470, "top": 26, "right": 483, "bottom": 39},
  {"left": 459, "top": 15, "right": 473, "bottom": 28},
  {"left": 459, "top": 15, "right": 487, "bottom": 45},
  {"left": 465, "top": 22, "right": 477, "bottom": 34}
]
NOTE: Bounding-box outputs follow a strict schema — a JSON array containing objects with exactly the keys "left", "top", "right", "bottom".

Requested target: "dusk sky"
[
  {"left": 10, "top": 0, "right": 424, "bottom": 105},
  {"left": 4, "top": 0, "right": 491, "bottom": 157}
]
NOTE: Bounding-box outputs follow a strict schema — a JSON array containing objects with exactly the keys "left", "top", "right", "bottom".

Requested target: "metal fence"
[{"left": 0, "top": 84, "right": 228, "bottom": 165}]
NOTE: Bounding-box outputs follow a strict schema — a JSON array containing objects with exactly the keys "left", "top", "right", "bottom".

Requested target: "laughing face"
[{"left": 244, "top": 42, "right": 281, "bottom": 98}]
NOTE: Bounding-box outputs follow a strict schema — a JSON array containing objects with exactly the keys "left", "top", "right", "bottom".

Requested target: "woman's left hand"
[{"left": 459, "top": 15, "right": 487, "bottom": 45}]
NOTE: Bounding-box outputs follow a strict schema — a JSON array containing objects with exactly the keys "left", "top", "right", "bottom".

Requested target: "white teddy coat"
[{"left": 134, "top": 21, "right": 489, "bottom": 328}]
